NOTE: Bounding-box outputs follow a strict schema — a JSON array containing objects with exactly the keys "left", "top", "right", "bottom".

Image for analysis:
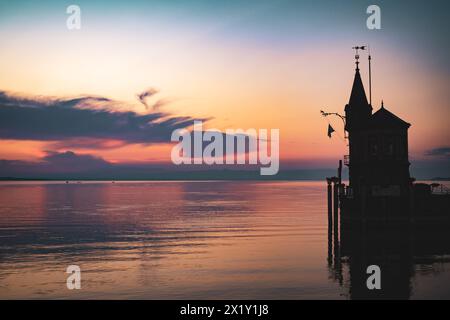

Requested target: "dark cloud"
[
  {"left": 0, "top": 151, "right": 112, "bottom": 177},
  {"left": 0, "top": 90, "right": 205, "bottom": 144},
  {"left": 0, "top": 91, "right": 259, "bottom": 178},
  {"left": 137, "top": 88, "right": 159, "bottom": 109},
  {"left": 425, "top": 147, "right": 450, "bottom": 158},
  {"left": 413, "top": 147, "right": 450, "bottom": 179},
  {"left": 0, "top": 91, "right": 111, "bottom": 109},
  {"left": 42, "top": 151, "right": 111, "bottom": 172}
]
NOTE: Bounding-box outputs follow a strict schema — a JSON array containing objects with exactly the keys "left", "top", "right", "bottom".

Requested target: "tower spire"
[
  {"left": 348, "top": 67, "right": 369, "bottom": 107},
  {"left": 345, "top": 47, "right": 372, "bottom": 131}
]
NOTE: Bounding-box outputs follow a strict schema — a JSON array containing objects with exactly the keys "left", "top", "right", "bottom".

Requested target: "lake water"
[{"left": 0, "top": 181, "right": 449, "bottom": 299}]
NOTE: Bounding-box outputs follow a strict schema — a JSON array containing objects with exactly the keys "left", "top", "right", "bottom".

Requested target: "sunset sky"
[{"left": 0, "top": 0, "right": 449, "bottom": 177}]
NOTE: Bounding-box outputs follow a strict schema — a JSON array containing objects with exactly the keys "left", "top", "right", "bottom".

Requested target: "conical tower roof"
[
  {"left": 349, "top": 69, "right": 369, "bottom": 107},
  {"left": 344, "top": 67, "right": 372, "bottom": 131}
]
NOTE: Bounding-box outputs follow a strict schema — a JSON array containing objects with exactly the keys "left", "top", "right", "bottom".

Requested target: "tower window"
[{"left": 385, "top": 136, "right": 394, "bottom": 157}]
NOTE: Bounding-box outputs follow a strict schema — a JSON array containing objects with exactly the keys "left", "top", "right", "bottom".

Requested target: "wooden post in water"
[
  {"left": 338, "top": 160, "right": 342, "bottom": 186},
  {"left": 327, "top": 178, "right": 333, "bottom": 265},
  {"left": 337, "top": 159, "right": 343, "bottom": 211},
  {"left": 333, "top": 179, "right": 339, "bottom": 241},
  {"left": 332, "top": 177, "right": 341, "bottom": 278},
  {"left": 327, "top": 178, "right": 333, "bottom": 228}
]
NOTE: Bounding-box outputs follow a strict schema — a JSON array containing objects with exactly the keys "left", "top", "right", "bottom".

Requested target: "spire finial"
[
  {"left": 381, "top": 100, "right": 384, "bottom": 108},
  {"left": 352, "top": 46, "right": 366, "bottom": 71}
]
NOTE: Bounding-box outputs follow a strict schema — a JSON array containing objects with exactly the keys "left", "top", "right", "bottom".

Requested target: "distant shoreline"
[
  {"left": 1, "top": 176, "right": 448, "bottom": 182},
  {"left": 0, "top": 177, "right": 327, "bottom": 182},
  {"left": 0, "top": 169, "right": 340, "bottom": 181}
]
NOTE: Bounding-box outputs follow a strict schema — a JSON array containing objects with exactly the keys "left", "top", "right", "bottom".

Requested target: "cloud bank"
[
  {"left": 425, "top": 147, "right": 450, "bottom": 158},
  {"left": 0, "top": 91, "right": 205, "bottom": 145}
]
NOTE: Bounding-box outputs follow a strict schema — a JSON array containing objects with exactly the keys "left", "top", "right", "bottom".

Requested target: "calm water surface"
[{"left": 0, "top": 181, "right": 449, "bottom": 299}]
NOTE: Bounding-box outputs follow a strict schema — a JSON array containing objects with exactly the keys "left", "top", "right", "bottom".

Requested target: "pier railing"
[{"left": 431, "top": 183, "right": 450, "bottom": 195}]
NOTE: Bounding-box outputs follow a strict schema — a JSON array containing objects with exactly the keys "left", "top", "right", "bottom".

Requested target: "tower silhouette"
[{"left": 344, "top": 62, "right": 411, "bottom": 198}]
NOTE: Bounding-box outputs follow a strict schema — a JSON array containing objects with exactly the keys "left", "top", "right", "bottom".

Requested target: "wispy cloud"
[{"left": 137, "top": 88, "right": 159, "bottom": 110}]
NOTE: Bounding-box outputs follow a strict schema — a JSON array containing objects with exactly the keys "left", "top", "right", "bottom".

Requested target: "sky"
[{"left": 0, "top": 0, "right": 449, "bottom": 178}]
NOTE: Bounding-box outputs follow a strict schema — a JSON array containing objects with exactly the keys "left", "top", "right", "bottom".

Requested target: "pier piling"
[{"left": 327, "top": 178, "right": 333, "bottom": 264}]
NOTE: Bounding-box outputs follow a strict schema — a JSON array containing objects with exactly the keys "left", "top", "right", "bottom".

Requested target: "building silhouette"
[
  {"left": 344, "top": 63, "right": 412, "bottom": 198},
  {"left": 325, "top": 48, "right": 450, "bottom": 300}
]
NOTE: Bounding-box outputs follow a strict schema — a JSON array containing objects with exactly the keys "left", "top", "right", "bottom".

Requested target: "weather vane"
[{"left": 352, "top": 46, "right": 366, "bottom": 70}]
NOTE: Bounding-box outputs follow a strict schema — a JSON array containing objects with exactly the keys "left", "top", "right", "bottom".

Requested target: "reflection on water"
[{"left": 0, "top": 181, "right": 449, "bottom": 299}]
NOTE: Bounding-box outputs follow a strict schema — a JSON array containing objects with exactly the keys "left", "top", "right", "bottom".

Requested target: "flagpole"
[{"left": 368, "top": 46, "right": 372, "bottom": 106}]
